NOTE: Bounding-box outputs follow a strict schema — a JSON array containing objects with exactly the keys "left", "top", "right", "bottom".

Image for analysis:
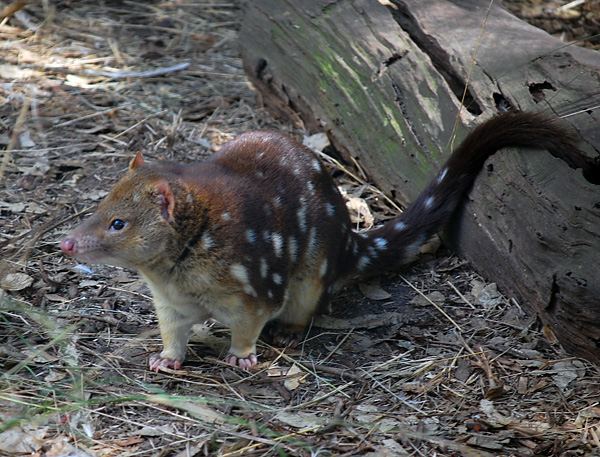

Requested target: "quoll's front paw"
[
  {"left": 149, "top": 353, "right": 183, "bottom": 372},
  {"left": 225, "top": 353, "right": 258, "bottom": 370}
]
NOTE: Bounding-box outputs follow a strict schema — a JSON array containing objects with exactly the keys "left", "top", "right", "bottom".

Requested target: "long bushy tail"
[{"left": 352, "top": 111, "right": 582, "bottom": 277}]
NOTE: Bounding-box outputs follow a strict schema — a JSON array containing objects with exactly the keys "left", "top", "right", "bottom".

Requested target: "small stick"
[
  {"left": 400, "top": 275, "right": 462, "bottom": 332},
  {"left": 85, "top": 61, "right": 190, "bottom": 79},
  {"left": 321, "top": 327, "right": 355, "bottom": 364},
  {"left": 446, "top": 280, "right": 476, "bottom": 309},
  {"left": 0, "top": 86, "right": 31, "bottom": 180}
]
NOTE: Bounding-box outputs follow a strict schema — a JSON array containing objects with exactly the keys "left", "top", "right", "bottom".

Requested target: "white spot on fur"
[
  {"left": 288, "top": 236, "right": 298, "bottom": 263},
  {"left": 319, "top": 259, "right": 328, "bottom": 278},
  {"left": 186, "top": 193, "right": 193, "bottom": 203},
  {"left": 230, "top": 263, "right": 250, "bottom": 285},
  {"left": 263, "top": 230, "right": 272, "bottom": 243},
  {"left": 358, "top": 232, "right": 368, "bottom": 238},
  {"left": 221, "top": 212, "right": 232, "bottom": 221},
  {"left": 201, "top": 232, "right": 214, "bottom": 250},
  {"left": 312, "top": 159, "right": 321, "bottom": 171},
  {"left": 244, "top": 285, "right": 258, "bottom": 297},
  {"left": 257, "top": 171, "right": 265, "bottom": 178},
  {"left": 437, "top": 167, "right": 448, "bottom": 183},
  {"left": 297, "top": 203, "right": 308, "bottom": 232},
  {"left": 273, "top": 273, "right": 283, "bottom": 285},
  {"left": 395, "top": 221, "right": 406, "bottom": 231},
  {"left": 257, "top": 151, "right": 265, "bottom": 159},
  {"left": 246, "top": 229, "right": 257, "bottom": 243},
  {"left": 357, "top": 255, "right": 370, "bottom": 271},
  {"left": 260, "top": 258, "right": 268, "bottom": 278},
  {"left": 272, "top": 233, "right": 283, "bottom": 257},
  {"left": 374, "top": 237, "right": 388, "bottom": 250},
  {"left": 307, "top": 227, "right": 318, "bottom": 255},
  {"left": 307, "top": 181, "right": 315, "bottom": 194},
  {"left": 283, "top": 288, "right": 290, "bottom": 305},
  {"left": 268, "top": 290, "right": 273, "bottom": 299},
  {"left": 424, "top": 196, "right": 435, "bottom": 209},
  {"left": 326, "top": 203, "right": 335, "bottom": 216},
  {"left": 273, "top": 196, "right": 282, "bottom": 207}
]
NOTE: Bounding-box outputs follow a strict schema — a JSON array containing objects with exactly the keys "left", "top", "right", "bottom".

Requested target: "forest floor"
[{"left": 1, "top": 1, "right": 599, "bottom": 456}]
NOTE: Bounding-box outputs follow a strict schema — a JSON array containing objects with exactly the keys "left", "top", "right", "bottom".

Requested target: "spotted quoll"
[{"left": 61, "top": 111, "right": 578, "bottom": 371}]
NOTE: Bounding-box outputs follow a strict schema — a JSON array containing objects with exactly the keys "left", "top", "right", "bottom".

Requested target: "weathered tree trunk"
[{"left": 239, "top": 0, "right": 600, "bottom": 364}]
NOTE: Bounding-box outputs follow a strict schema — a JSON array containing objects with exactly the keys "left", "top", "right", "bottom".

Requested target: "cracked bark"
[{"left": 239, "top": 0, "right": 600, "bottom": 364}]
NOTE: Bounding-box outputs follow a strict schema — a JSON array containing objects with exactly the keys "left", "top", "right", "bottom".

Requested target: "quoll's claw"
[
  {"left": 273, "top": 334, "right": 299, "bottom": 348},
  {"left": 149, "top": 353, "right": 182, "bottom": 372},
  {"left": 225, "top": 353, "right": 258, "bottom": 370}
]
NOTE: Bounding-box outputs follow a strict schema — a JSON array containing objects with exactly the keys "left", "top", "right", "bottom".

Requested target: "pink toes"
[
  {"left": 225, "top": 353, "right": 258, "bottom": 370},
  {"left": 149, "top": 353, "right": 182, "bottom": 372},
  {"left": 149, "top": 352, "right": 259, "bottom": 371}
]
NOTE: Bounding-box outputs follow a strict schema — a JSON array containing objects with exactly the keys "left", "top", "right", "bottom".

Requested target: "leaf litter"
[{"left": 1, "top": 1, "right": 599, "bottom": 456}]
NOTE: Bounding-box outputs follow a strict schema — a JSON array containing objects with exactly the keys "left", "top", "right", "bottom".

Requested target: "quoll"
[{"left": 61, "top": 111, "right": 578, "bottom": 371}]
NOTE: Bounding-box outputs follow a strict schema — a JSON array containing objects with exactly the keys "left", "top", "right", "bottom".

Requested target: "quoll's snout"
[{"left": 60, "top": 237, "right": 77, "bottom": 256}]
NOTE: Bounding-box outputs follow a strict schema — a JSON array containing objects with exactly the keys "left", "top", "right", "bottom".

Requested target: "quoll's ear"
[
  {"left": 129, "top": 152, "right": 145, "bottom": 171},
  {"left": 154, "top": 180, "right": 175, "bottom": 223}
]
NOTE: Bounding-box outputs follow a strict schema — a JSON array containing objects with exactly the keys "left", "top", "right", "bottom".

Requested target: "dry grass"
[{"left": 1, "top": 1, "right": 600, "bottom": 456}]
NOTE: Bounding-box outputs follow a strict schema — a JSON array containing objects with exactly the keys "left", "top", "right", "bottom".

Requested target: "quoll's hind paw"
[
  {"left": 264, "top": 323, "right": 303, "bottom": 348},
  {"left": 149, "top": 353, "right": 182, "bottom": 372},
  {"left": 273, "top": 333, "right": 300, "bottom": 348},
  {"left": 225, "top": 353, "right": 258, "bottom": 370}
]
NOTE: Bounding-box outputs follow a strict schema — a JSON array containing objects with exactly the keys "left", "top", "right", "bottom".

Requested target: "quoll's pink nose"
[{"left": 60, "top": 238, "right": 77, "bottom": 256}]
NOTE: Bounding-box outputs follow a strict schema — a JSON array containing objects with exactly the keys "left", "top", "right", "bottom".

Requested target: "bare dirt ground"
[{"left": 1, "top": 1, "right": 600, "bottom": 456}]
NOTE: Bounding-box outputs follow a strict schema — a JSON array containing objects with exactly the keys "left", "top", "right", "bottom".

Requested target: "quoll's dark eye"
[{"left": 109, "top": 219, "right": 127, "bottom": 231}]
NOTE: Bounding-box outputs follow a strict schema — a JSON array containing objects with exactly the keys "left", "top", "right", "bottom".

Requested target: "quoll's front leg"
[{"left": 149, "top": 301, "right": 197, "bottom": 372}]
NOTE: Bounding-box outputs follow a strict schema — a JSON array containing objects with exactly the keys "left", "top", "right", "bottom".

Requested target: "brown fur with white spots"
[{"left": 61, "top": 112, "right": 579, "bottom": 371}]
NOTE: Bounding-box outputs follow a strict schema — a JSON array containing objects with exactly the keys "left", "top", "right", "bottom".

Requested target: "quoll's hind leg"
[
  {"left": 225, "top": 309, "right": 271, "bottom": 370},
  {"left": 266, "top": 279, "right": 326, "bottom": 348},
  {"left": 150, "top": 303, "right": 198, "bottom": 372}
]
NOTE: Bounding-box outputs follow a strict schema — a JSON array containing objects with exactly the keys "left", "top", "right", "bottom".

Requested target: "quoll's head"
[{"left": 60, "top": 153, "right": 178, "bottom": 269}]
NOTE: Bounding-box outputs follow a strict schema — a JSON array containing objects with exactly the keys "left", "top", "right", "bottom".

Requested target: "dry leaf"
[
  {"left": 472, "top": 282, "right": 502, "bottom": 309},
  {"left": 552, "top": 359, "right": 586, "bottom": 390},
  {"left": 284, "top": 363, "right": 307, "bottom": 391},
  {"left": 1, "top": 272, "right": 34, "bottom": 291},
  {"left": 302, "top": 132, "right": 330, "bottom": 151},
  {"left": 542, "top": 325, "right": 559, "bottom": 344},
  {"left": 479, "top": 399, "right": 513, "bottom": 427},
  {"left": 0, "top": 427, "right": 48, "bottom": 453},
  {"left": 45, "top": 440, "right": 94, "bottom": 457},
  {"left": 346, "top": 196, "right": 374, "bottom": 227},
  {"left": 146, "top": 395, "right": 226, "bottom": 424},
  {"left": 275, "top": 411, "right": 321, "bottom": 429},
  {"left": 19, "top": 130, "right": 36, "bottom": 148},
  {"left": 359, "top": 281, "right": 392, "bottom": 300},
  {"left": 0, "top": 201, "right": 26, "bottom": 213},
  {"left": 44, "top": 293, "right": 69, "bottom": 302},
  {"left": 45, "top": 369, "right": 67, "bottom": 382},
  {"left": 138, "top": 425, "right": 174, "bottom": 437}
]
